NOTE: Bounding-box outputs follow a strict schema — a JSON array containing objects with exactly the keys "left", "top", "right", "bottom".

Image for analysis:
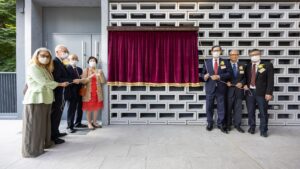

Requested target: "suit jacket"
[
  {"left": 227, "top": 62, "right": 246, "bottom": 98},
  {"left": 52, "top": 57, "right": 72, "bottom": 99},
  {"left": 245, "top": 61, "right": 274, "bottom": 96},
  {"left": 66, "top": 65, "right": 83, "bottom": 100},
  {"left": 201, "top": 58, "right": 232, "bottom": 95}
]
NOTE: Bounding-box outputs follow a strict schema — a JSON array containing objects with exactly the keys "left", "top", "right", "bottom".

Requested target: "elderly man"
[
  {"left": 226, "top": 49, "right": 246, "bottom": 133},
  {"left": 65, "top": 54, "right": 87, "bottom": 133},
  {"left": 244, "top": 49, "right": 274, "bottom": 137},
  {"left": 51, "top": 45, "right": 73, "bottom": 144}
]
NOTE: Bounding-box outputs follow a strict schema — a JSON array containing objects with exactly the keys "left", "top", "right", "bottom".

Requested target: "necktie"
[
  {"left": 233, "top": 63, "right": 237, "bottom": 79},
  {"left": 250, "top": 64, "right": 256, "bottom": 86},
  {"left": 214, "top": 59, "right": 218, "bottom": 75}
]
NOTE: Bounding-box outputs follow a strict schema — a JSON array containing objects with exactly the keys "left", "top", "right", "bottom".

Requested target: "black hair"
[
  {"left": 211, "top": 45, "right": 222, "bottom": 51},
  {"left": 87, "top": 56, "right": 98, "bottom": 64}
]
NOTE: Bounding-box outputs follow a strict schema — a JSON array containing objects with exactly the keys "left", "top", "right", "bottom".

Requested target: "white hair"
[
  {"left": 55, "top": 45, "right": 67, "bottom": 53},
  {"left": 230, "top": 49, "right": 239, "bottom": 55}
]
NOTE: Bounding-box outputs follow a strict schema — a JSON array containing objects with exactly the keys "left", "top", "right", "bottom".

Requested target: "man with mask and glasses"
[
  {"left": 244, "top": 49, "right": 274, "bottom": 137},
  {"left": 202, "top": 45, "right": 232, "bottom": 134},
  {"left": 51, "top": 45, "right": 72, "bottom": 144}
]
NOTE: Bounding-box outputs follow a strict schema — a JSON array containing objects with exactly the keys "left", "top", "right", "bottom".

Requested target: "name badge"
[
  {"left": 221, "top": 66, "right": 226, "bottom": 69},
  {"left": 240, "top": 71, "right": 244, "bottom": 74}
]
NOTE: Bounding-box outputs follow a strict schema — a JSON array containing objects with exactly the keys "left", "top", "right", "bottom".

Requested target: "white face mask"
[
  {"left": 39, "top": 57, "right": 49, "bottom": 65},
  {"left": 212, "top": 52, "right": 220, "bottom": 58},
  {"left": 89, "top": 61, "right": 96, "bottom": 68},
  {"left": 69, "top": 60, "right": 78, "bottom": 66},
  {"left": 251, "top": 55, "right": 260, "bottom": 62}
]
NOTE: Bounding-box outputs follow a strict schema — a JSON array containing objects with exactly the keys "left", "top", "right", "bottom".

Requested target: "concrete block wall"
[{"left": 108, "top": 2, "right": 300, "bottom": 125}]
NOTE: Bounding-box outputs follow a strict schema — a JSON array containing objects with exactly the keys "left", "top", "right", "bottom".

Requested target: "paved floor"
[{"left": 0, "top": 120, "right": 300, "bottom": 169}]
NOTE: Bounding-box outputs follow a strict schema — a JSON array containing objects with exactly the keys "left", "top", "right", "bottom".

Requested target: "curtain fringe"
[{"left": 107, "top": 81, "right": 203, "bottom": 87}]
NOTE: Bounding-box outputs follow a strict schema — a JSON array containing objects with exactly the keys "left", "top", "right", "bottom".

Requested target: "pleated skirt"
[{"left": 22, "top": 104, "right": 54, "bottom": 158}]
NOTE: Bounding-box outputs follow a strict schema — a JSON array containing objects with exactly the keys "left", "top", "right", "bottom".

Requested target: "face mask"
[
  {"left": 70, "top": 60, "right": 78, "bottom": 66},
  {"left": 89, "top": 61, "right": 96, "bottom": 68},
  {"left": 62, "top": 52, "right": 69, "bottom": 59},
  {"left": 212, "top": 52, "right": 220, "bottom": 58},
  {"left": 251, "top": 55, "right": 260, "bottom": 62},
  {"left": 39, "top": 57, "right": 49, "bottom": 65}
]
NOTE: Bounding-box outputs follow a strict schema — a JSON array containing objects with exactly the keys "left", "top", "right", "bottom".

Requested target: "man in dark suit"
[
  {"left": 225, "top": 49, "right": 245, "bottom": 133},
  {"left": 201, "top": 45, "right": 232, "bottom": 134},
  {"left": 244, "top": 49, "right": 274, "bottom": 137},
  {"left": 65, "top": 54, "right": 87, "bottom": 133},
  {"left": 51, "top": 45, "right": 72, "bottom": 144}
]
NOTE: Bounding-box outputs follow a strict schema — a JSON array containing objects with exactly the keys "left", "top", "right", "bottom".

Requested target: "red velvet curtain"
[{"left": 108, "top": 31, "right": 200, "bottom": 87}]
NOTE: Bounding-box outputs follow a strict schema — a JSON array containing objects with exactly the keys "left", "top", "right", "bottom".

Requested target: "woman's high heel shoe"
[{"left": 88, "top": 123, "right": 95, "bottom": 130}]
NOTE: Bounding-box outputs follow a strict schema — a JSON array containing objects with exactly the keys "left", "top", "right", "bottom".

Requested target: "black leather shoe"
[
  {"left": 54, "top": 138, "right": 65, "bottom": 144},
  {"left": 260, "top": 131, "right": 268, "bottom": 137},
  {"left": 227, "top": 126, "right": 232, "bottom": 131},
  {"left": 206, "top": 124, "right": 213, "bottom": 131},
  {"left": 218, "top": 126, "right": 229, "bottom": 134},
  {"left": 74, "top": 123, "right": 87, "bottom": 128},
  {"left": 67, "top": 128, "right": 76, "bottom": 133},
  {"left": 235, "top": 126, "right": 245, "bottom": 133},
  {"left": 248, "top": 128, "right": 255, "bottom": 134},
  {"left": 57, "top": 132, "right": 67, "bottom": 137}
]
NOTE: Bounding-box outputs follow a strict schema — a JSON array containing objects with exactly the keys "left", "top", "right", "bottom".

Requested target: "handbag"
[{"left": 79, "top": 85, "right": 87, "bottom": 96}]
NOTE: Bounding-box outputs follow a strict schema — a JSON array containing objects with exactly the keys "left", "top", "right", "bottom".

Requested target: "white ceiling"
[{"left": 33, "top": 0, "right": 100, "bottom": 7}]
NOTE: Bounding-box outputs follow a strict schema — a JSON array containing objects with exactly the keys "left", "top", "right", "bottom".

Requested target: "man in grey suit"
[{"left": 226, "top": 49, "right": 245, "bottom": 133}]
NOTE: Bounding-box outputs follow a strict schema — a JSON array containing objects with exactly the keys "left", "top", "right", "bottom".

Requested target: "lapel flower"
[
  {"left": 258, "top": 64, "right": 264, "bottom": 69},
  {"left": 220, "top": 61, "right": 225, "bottom": 66},
  {"left": 239, "top": 66, "right": 243, "bottom": 70}
]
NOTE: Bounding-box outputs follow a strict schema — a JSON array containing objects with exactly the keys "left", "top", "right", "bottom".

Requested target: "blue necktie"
[{"left": 233, "top": 63, "right": 237, "bottom": 79}]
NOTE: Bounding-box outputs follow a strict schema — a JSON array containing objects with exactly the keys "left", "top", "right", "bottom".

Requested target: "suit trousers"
[
  {"left": 51, "top": 94, "right": 64, "bottom": 140},
  {"left": 246, "top": 89, "right": 269, "bottom": 132},
  {"left": 66, "top": 96, "right": 83, "bottom": 129},
  {"left": 206, "top": 89, "right": 226, "bottom": 127},
  {"left": 226, "top": 92, "right": 243, "bottom": 127}
]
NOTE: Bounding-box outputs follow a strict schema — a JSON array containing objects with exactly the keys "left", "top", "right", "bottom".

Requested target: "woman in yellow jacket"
[{"left": 22, "top": 48, "right": 68, "bottom": 158}]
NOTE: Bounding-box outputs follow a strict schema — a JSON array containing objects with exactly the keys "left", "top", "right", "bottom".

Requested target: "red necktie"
[
  {"left": 250, "top": 64, "right": 256, "bottom": 86},
  {"left": 214, "top": 59, "right": 218, "bottom": 75}
]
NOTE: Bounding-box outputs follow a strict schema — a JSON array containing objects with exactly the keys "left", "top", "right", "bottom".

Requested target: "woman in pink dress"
[{"left": 81, "top": 56, "right": 106, "bottom": 129}]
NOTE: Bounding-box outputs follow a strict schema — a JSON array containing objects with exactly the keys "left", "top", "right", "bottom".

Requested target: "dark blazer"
[
  {"left": 52, "top": 57, "right": 72, "bottom": 99},
  {"left": 227, "top": 62, "right": 246, "bottom": 98},
  {"left": 66, "top": 65, "right": 83, "bottom": 99},
  {"left": 201, "top": 58, "right": 232, "bottom": 94},
  {"left": 245, "top": 61, "right": 274, "bottom": 96}
]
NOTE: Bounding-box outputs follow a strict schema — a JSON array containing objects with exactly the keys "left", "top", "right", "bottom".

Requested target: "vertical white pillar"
[
  {"left": 17, "top": 0, "right": 43, "bottom": 118},
  {"left": 100, "top": 0, "right": 109, "bottom": 125},
  {"left": 16, "top": 0, "right": 25, "bottom": 118}
]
